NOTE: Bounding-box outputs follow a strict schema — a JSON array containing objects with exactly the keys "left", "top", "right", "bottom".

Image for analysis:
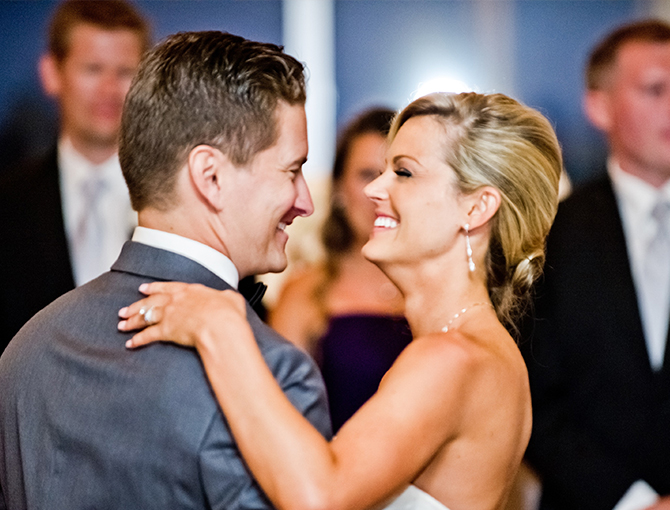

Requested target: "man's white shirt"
[{"left": 59, "top": 137, "right": 137, "bottom": 286}]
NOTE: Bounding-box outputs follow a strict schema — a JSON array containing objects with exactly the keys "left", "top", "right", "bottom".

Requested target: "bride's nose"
[{"left": 364, "top": 169, "right": 391, "bottom": 202}]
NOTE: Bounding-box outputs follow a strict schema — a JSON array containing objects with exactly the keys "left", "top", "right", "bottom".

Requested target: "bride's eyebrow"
[{"left": 392, "top": 155, "right": 420, "bottom": 165}]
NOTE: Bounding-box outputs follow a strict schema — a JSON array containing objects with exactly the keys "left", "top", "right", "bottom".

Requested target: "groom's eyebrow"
[{"left": 283, "top": 156, "right": 308, "bottom": 170}]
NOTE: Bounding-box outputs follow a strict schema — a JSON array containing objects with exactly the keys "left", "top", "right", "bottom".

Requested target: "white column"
[
  {"left": 282, "top": 0, "right": 336, "bottom": 179},
  {"left": 261, "top": 0, "right": 336, "bottom": 302},
  {"left": 472, "top": 0, "right": 517, "bottom": 97},
  {"left": 647, "top": 1, "right": 670, "bottom": 21}
]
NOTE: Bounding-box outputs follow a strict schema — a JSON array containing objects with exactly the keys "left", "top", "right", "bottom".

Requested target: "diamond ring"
[{"left": 140, "top": 306, "right": 156, "bottom": 325}]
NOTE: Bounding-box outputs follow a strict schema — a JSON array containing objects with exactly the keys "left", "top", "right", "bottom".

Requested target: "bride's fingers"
[
  {"left": 125, "top": 324, "right": 165, "bottom": 349},
  {"left": 118, "top": 295, "right": 156, "bottom": 320},
  {"left": 118, "top": 294, "right": 169, "bottom": 330},
  {"left": 138, "top": 281, "right": 192, "bottom": 297},
  {"left": 118, "top": 302, "right": 165, "bottom": 332},
  {"left": 118, "top": 285, "right": 178, "bottom": 319}
]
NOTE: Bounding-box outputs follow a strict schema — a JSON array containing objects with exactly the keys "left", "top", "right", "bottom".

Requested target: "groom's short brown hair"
[{"left": 119, "top": 31, "right": 306, "bottom": 211}]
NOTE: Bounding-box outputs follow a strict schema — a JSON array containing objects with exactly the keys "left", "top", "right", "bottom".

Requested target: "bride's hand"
[{"left": 118, "top": 282, "right": 248, "bottom": 350}]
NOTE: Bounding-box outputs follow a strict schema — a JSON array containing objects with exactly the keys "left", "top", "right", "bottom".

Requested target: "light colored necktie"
[
  {"left": 74, "top": 174, "right": 107, "bottom": 285},
  {"left": 642, "top": 199, "right": 670, "bottom": 370}
]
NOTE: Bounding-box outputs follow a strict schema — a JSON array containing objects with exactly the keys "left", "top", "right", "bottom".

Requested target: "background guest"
[
  {"left": 270, "top": 107, "right": 411, "bottom": 432},
  {"left": 0, "top": 0, "right": 150, "bottom": 353},
  {"left": 522, "top": 19, "right": 670, "bottom": 510}
]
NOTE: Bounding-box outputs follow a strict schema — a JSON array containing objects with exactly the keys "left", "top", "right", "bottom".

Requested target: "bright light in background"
[{"left": 411, "top": 76, "right": 473, "bottom": 100}]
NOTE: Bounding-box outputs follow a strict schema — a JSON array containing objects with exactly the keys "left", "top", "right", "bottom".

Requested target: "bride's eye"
[{"left": 394, "top": 167, "right": 412, "bottom": 178}]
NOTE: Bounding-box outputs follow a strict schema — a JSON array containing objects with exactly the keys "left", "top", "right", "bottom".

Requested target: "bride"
[{"left": 118, "top": 92, "right": 561, "bottom": 510}]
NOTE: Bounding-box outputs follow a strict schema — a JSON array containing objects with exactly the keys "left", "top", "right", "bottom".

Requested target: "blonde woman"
[{"left": 119, "top": 92, "right": 562, "bottom": 510}]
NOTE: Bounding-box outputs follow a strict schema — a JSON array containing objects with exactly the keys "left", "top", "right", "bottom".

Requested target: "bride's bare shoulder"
[
  {"left": 381, "top": 324, "right": 519, "bottom": 397},
  {"left": 404, "top": 327, "right": 497, "bottom": 366},
  {"left": 380, "top": 330, "right": 485, "bottom": 394}
]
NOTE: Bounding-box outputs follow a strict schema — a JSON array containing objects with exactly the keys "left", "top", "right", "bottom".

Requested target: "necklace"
[{"left": 441, "top": 302, "right": 493, "bottom": 332}]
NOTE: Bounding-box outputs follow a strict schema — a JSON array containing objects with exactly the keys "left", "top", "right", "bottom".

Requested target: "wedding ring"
[{"left": 141, "top": 306, "right": 156, "bottom": 325}]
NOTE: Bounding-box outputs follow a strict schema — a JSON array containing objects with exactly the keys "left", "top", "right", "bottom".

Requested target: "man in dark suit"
[
  {"left": 0, "top": 0, "right": 150, "bottom": 353},
  {"left": 523, "top": 20, "right": 670, "bottom": 510},
  {"left": 0, "top": 30, "right": 331, "bottom": 509}
]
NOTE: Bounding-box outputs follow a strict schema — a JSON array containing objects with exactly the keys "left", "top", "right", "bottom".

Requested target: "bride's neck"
[{"left": 385, "top": 261, "right": 491, "bottom": 337}]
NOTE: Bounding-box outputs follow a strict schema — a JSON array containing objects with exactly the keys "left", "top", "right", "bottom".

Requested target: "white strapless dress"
[{"left": 383, "top": 485, "right": 450, "bottom": 510}]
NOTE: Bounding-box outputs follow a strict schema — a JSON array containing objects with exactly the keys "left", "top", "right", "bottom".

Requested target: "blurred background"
[
  {"left": 2, "top": 2, "right": 667, "bottom": 507},
  {"left": 3, "top": 0, "right": 670, "bottom": 181},
  {"left": 0, "top": 0, "right": 667, "bottom": 283}
]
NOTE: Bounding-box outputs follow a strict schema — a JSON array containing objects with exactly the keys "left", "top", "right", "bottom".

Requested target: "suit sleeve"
[
  {"left": 267, "top": 341, "right": 332, "bottom": 441},
  {"left": 199, "top": 316, "right": 331, "bottom": 510},
  {"left": 199, "top": 413, "right": 275, "bottom": 510},
  {"left": 247, "top": 307, "right": 332, "bottom": 442}
]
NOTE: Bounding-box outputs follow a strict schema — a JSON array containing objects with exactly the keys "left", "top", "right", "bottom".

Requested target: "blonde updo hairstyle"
[{"left": 389, "top": 92, "right": 562, "bottom": 328}]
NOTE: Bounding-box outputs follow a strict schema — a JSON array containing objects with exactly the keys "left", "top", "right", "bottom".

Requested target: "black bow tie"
[{"left": 245, "top": 281, "right": 267, "bottom": 307}]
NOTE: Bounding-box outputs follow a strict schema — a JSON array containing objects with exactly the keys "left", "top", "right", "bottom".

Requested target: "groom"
[{"left": 0, "top": 31, "right": 331, "bottom": 509}]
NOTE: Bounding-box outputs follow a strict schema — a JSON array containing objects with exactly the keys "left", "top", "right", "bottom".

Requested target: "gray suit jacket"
[{"left": 0, "top": 241, "right": 332, "bottom": 510}]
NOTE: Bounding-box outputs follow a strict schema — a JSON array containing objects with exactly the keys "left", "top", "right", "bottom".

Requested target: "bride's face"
[{"left": 362, "top": 115, "right": 469, "bottom": 266}]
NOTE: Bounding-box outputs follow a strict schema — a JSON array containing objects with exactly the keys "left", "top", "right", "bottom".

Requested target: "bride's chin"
[
  {"left": 361, "top": 242, "right": 377, "bottom": 261},
  {"left": 361, "top": 246, "right": 388, "bottom": 268}
]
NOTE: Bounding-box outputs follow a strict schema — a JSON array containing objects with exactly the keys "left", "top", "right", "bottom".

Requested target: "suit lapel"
[
  {"left": 18, "top": 147, "right": 75, "bottom": 298},
  {"left": 570, "top": 176, "right": 658, "bottom": 386},
  {"left": 46, "top": 147, "right": 76, "bottom": 286}
]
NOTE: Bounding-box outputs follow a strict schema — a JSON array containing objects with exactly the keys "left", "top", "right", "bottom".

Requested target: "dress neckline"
[{"left": 384, "top": 485, "right": 450, "bottom": 510}]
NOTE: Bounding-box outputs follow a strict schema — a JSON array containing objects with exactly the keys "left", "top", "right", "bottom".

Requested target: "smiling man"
[
  {"left": 0, "top": 0, "right": 150, "bottom": 353},
  {"left": 0, "top": 31, "right": 330, "bottom": 510}
]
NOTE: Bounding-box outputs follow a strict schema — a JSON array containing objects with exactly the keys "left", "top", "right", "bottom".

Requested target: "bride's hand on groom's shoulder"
[{"left": 118, "top": 282, "right": 248, "bottom": 351}]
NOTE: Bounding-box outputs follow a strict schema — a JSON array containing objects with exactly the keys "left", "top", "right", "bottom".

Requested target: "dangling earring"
[{"left": 464, "top": 223, "right": 475, "bottom": 272}]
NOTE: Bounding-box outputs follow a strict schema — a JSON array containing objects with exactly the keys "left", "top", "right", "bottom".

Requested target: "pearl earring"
[{"left": 464, "top": 223, "right": 475, "bottom": 272}]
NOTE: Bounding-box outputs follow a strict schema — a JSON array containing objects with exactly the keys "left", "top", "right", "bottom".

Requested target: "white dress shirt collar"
[
  {"left": 131, "top": 226, "right": 239, "bottom": 289},
  {"left": 58, "top": 137, "right": 129, "bottom": 200},
  {"left": 609, "top": 159, "right": 670, "bottom": 266},
  {"left": 608, "top": 158, "right": 670, "bottom": 229}
]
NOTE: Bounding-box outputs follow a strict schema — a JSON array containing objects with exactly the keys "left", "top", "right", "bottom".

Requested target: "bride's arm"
[{"left": 119, "top": 282, "right": 473, "bottom": 510}]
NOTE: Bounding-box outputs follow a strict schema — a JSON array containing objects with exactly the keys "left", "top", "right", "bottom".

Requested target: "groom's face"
[{"left": 222, "top": 102, "right": 314, "bottom": 277}]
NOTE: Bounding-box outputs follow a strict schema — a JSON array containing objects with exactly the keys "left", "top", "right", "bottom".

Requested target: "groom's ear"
[
  {"left": 187, "top": 144, "right": 233, "bottom": 211},
  {"left": 465, "top": 186, "right": 501, "bottom": 229}
]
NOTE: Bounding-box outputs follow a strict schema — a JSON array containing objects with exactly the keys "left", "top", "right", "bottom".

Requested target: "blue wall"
[
  {"left": 0, "top": 0, "right": 283, "bottom": 169},
  {"left": 515, "top": 1, "right": 638, "bottom": 183},
  {"left": 0, "top": 0, "right": 656, "bottom": 184},
  {"left": 335, "top": 0, "right": 645, "bottom": 185}
]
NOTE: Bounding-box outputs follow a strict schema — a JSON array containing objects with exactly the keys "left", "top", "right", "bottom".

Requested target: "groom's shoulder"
[
  {"left": 2, "top": 270, "right": 137, "bottom": 355},
  {"left": 245, "top": 306, "right": 332, "bottom": 436},
  {"left": 247, "top": 306, "right": 314, "bottom": 367}
]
